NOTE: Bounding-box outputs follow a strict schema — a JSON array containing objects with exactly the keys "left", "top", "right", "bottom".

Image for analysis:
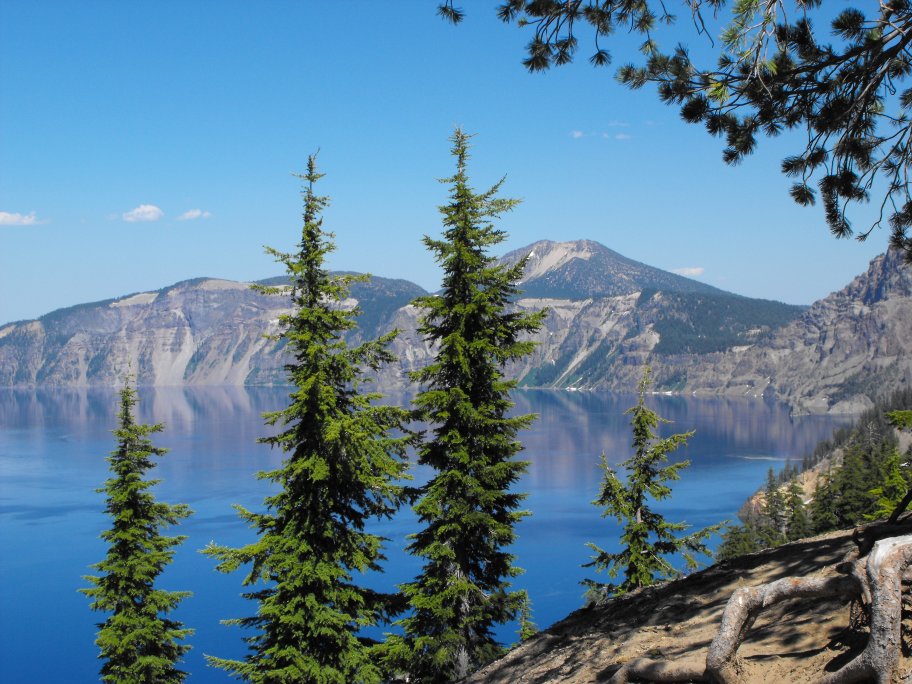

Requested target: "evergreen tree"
[
  {"left": 810, "top": 472, "right": 839, "bottom": 534},
  {"left": 786, "top": 480, "right": 812, "bottom": 542},
  {"left": 81, "top": 383, "right": 192, "bottom": 684},
  {"left": 867, "top": 448, "right": 910, "bottom": 521},
  {"left": 887, "top": 410, "right": 912, "bottom": 431},
  {"left": 385, "top": 129, "right": 545, "bottom": 682},
  {"left": 761, "top": 468, "right": 788, "bottom": 543},
  {"left": 885, "top": 409, "right": 912, "bottom": 522},
  {"left": 204, "top": 156, "right": 410, "bottom": 683},
  {"left": 715, "top": 521, "right": 782, "bottom": 562},
  {"left": 832, "top": 442, "right": 879, "bottom": 527},
  {"left": 516, "top": 591, "right": 538, "bottom": 642},
  {"left": 584, "top": 366, "right": 721, "bottom": 595}
]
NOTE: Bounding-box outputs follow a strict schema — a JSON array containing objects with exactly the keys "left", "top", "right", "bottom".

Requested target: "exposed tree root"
[
  {"left": 819, "top": 534, "right": 912, "bottom": 684},
  {"left": 702, "top": 533, "right": 912, "bottom": 683},
  {"left": 704, "top": 574, "right": 859, "bottom": 683},
  {"left": 610, "top": 524, "right": 912, "bottom": 683}
]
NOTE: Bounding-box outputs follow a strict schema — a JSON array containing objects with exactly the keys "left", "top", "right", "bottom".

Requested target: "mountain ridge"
[
  {"left": 501, "top": 238, "right": 733, "bottom": 300},
  {"left": 1, "top": 239, "right": 907, "bottom": 414}
]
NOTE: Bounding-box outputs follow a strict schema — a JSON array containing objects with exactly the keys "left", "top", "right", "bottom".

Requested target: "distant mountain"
[
  {"left": 0, "top": 275, "right": 426, "bottom": 388},
  {"left": 673, "top": 248, "right": 912, "bottom": 414},
  {"left": 1, "top": 239, "right": 907, "bottom": 414},
  {"left": 502, "top": 239, "right": 728, "bottom": 299}
]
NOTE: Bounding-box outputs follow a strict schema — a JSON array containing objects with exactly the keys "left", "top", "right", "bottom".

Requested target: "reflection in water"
[{"left": 0, "top": 387, "right": 853, "bottom": 683}]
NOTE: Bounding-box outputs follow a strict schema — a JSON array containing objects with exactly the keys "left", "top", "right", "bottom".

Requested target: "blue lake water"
[{"left": 0, "top": 387, "right": 852, "bottom": 682}]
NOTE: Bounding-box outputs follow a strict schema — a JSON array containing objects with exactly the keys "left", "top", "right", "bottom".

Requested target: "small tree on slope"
[
  {"left": 585, "top": 366, "right": 721, "bottom": 598},
  {"left": 204, "top": 156, "right": 410, "bottom": 683},
  {"left": 81, "top": 383, "right": 193, "bottom": 684},
  {"left": 385, "top": 129, "right": 546, "bottom": 682}
]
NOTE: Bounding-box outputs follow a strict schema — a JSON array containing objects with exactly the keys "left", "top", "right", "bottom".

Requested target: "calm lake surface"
[{"left": 0, "top": 387, "right": 852, "bottom": 682}]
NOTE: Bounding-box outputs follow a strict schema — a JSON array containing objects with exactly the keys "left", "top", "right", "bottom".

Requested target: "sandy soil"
[{"left": 469, "top": 527, "right": 912, "bottom": 683}]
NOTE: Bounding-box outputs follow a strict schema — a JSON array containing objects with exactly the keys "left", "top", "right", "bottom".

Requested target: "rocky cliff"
[
  {"left": 0, "top": 275, "right": 424, "bottom": 388},
  {"left": 672, "top": 249, "right": 912, "bottom": 414},
  {"left": 2, "top": 240, "right": 908, "bottom": 414},
  {"left": 466, "top": 523, "right": 912, "bottom": 683}
]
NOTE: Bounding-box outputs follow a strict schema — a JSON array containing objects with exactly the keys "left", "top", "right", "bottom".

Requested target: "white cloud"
[
  {"left": 575, "top": 129, "right": 633, "bottom": 140},
  {"left": 122, "top": 204, "right": 164, "bottom": 222},
  {"left": 0, "top": 211, "right": 41, "bottom": 226},
  {"left": 671, "top": 266, "right": 705, "bottom": 278},
  {"left": 177, "top": 208, "right": 211, "bottom": 221}
]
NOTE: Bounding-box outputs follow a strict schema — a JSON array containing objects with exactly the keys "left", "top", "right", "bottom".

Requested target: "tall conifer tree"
[
  {"left": 204, "top": 156, "right": 410, "bottom": 683},
  {"left": 386, "top": 130, "right": 545, "bottom": 682},
  {"left": 585, "top": 367, "right": 720, "bottom": 596},
  {"left": 786, "top": 480, "right": 812, "bottom": 541},
  {"left": 81, "top": 383, "right": 192, "bottom": 684}
]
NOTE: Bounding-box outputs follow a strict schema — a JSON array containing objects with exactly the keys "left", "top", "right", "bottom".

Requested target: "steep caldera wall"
[
  {"left": 672, "top": 249, "right": 912, "bottom": 414},
  {"left": 2, "top": 240, "right": 908, "bottom": 414}
]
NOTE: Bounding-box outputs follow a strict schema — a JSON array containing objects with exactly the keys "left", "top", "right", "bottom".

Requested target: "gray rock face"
[
  {"left": 1, "top": 241, "right": 908, "bottom": 414},
  {"left": 672, "top": 249, "right": 912, "bottom": 414},
  {"left": 0, "top": 279, "right": 291, "bottom": 387}
]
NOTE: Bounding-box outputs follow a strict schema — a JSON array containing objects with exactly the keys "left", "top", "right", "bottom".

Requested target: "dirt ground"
[{"left": 468, "top": 527, "right": 912, "bottom": 683}]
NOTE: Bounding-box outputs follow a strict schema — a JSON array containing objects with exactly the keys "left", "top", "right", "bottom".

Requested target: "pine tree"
[
  {"left": 716, "top": 522, "right": 780, "bottom": 562},
  {"left": 810, "top": 472, "right": 839, "bottom": 534},
  {"left": 867, "top": 448, "right": 909, "bottom": 521},
  {"left": 585, "top": 366, "right": 721, "bottom": 596},
  {"left": 786, "top": 480, "right": 812, "bottom": 542},
  {"left": 203, "top": 156, "right": 410, "bottom": 683},
  {"left": 385, "top": 129, "right": 545, "bottom": 682},
  {"left": 516, "top": 591, "right": 538, "bottom": 642},
  {"left": 81, "top": 383, "right": 192, "bottom": 684},
  {"left": 833, "top": 442, "right": 879, "bottom": 527},
  {"left": 761, "top": 468, "right": 788, "bottom": 543}
]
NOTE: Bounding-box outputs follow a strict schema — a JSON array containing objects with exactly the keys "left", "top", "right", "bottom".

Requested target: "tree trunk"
[
  {"left": 704, "top": 574, "right": 858, "bottom": 682},
  {"left": 701, "top": 534, "right": 912, "bottom": 683},
  {"left": 820, "top": 534, "right": 912, "bottom": 684}
]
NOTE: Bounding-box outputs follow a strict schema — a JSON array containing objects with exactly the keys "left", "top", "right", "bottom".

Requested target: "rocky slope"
[
  {"left": 1, "top": 240, "right": 908, "bottom": 414},
  {"left": 673, "top": 249, "right": 912, "bottom": 414},
  {"left": 501, "top": 239, "right": 728, "bottom": 298},
  {"left": 0, "top": 275, "right": 424, "bottom": 388},
  {"left": 467, "top": 523, "right": 912, "bottom": 683}
]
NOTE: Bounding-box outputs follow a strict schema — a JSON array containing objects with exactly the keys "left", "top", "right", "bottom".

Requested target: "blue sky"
[{"left": 0, "top": 1, "right": 888, "bottom": 325}]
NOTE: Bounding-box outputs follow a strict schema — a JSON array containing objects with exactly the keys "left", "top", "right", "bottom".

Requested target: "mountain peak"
[
  {"left": 501, "top": 238, "right": 727, "bottom": 300},
  {"left": 510, "top": 239, "right": 602, "bottom": 282},
  {"left": 845, "top": 248, "right": 912, "bottom": 306}
]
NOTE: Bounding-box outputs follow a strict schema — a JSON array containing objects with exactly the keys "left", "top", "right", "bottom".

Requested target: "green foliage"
[
  {"left": 81, "top": 384, "right": 193, "bottom": 684},
  {"left": 802, "top": 388, "right": 912, "bottom": 473},
  {"left": 786, "top": 480, "right": 812, "bottom": 542},
  {"left": 720, "top": 387, "right": 912, "bottom": 561},
  {"left": 715, "top": 521, "right": 784, "bottom": 562},
  {"left": 717, "top": 471, "right": 810, "bottom": 561},
  {"left": 516, "top": 591, "right": 538, "bottom": 642},
  {"left": 646, "top": 290, "right": 804, "bottom": 356},
  {"left": 584, "top": 366, "right": 722, "bottom": 595},
  {"left": 762, "top": 467, "right": 789, "bottom": 542},
  {"left": 442, "top": 1, "right": 912, "bottom": 259},
  {"left": 887, "top": 410, "right": 912, "bottom": 431},
  {"left": 831, "top": 441, "right": 881, "bottom": 526},
  {"left": 808, "top": 420, "right": 905, "bottom": 533},
  {"left": 203, "top": 156, "right": 410, "bottom": 683},
  {"left": 810, "top": 473, "right": 840, "bottom": 533},
  {"left": 384, "top": 130, "right": 545, "bottom": 682},
  {"left": 867, "top": 448, "right": 910, "bottom": 521}
]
